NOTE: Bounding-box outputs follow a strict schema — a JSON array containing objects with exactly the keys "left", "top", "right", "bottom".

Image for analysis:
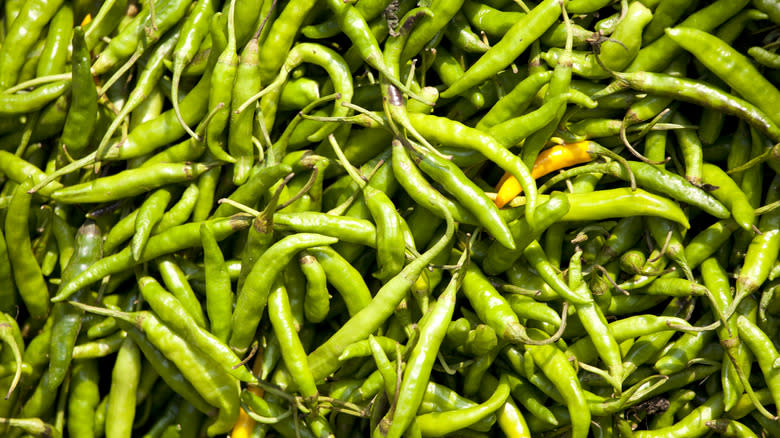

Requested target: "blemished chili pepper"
[
  {"left": 706, "top": 418, "right": 760, "bottom": 438},
  {"left": 634, "top": 393, "right": 725, "bottom": 438}
]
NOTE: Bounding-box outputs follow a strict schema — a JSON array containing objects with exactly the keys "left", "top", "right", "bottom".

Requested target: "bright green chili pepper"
[
  {"left": 666, "top": 26, "right": 780, "bottom": 127},
  {"left": 49, "top": 162, "right": 214, "bottom": 204},
  {"left": 36, "top": 4, "right": 73, "bottom": 78},
  {"left": 230, "top": 233, "right": 338, "bottom": 355},
  {"left": 0, "top": 0, "right": 65, "bottom": 89},
  {"left": 441, "top": 0, "right": 562, "bottom": 98},
  {"left": 5, "top": 180, "right": 49, "bottom": 325},
  {"left": 105, "top": 336, "right": 142, "bottom": 438}
]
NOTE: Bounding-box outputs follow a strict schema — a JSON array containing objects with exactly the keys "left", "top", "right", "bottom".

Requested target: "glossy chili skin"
[
  {"left": 0, "top": 0, "right": 65, "bottom": 89},
  {"left": 55, "top": 215, "right": 253, "bottom": 301},
  {"left": 441, "top": 0, "right": 563, "bottom": 98},
  {"left": 666, "top": 26, "right": 780, "bottom": 127},
  {"left": 60, "top": 27, "right": 98, "bottom": 155},
  {"left": 5, "top": 180, "right": 50, "bottom": 325},
  {"left": 48, "top": 221, "right": 102, "bottom": 390},
  {"left": 229, "top": 233, "right": 338, "bottom": 355}
]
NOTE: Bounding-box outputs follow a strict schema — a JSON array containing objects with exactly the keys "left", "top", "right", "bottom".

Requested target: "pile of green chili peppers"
[{"left": 1, "top": 0, "right": 780, "bottom": 436}]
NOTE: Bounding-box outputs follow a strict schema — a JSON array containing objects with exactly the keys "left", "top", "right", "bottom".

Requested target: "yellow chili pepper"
[
  {"left": 230, "top": 353, "right": 265, "bottom": 438},
  {"left": 495, "top": 141, "right": 593, "bottom": 208}
]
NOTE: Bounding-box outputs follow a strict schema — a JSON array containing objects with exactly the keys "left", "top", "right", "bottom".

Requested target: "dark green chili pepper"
[
  {"left": 60, "top": 27, "right": 98, "bottom": 154},
  {"left": 54, "top": 215, "right": 254, "bottom": 301},
  {"left": 37, "top": 4, "right": 72, "bottom": 77},
  {"left": 48, "top": 220, "right": 102, "bottom": 390}
]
